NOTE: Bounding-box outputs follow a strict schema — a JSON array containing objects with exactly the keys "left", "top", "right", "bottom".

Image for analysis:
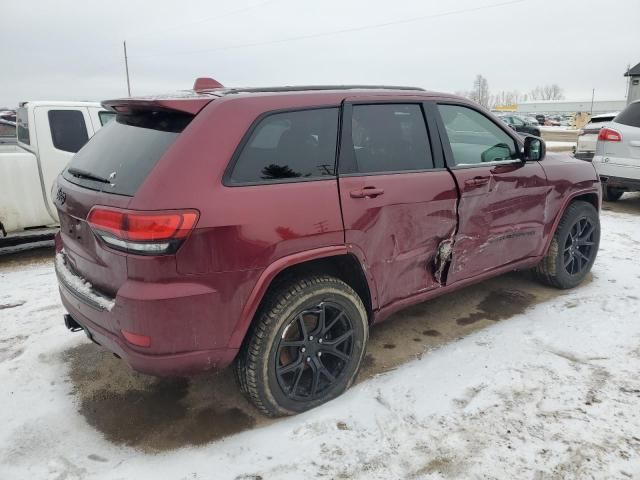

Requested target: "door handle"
[
  {"left": 464, "top": 176, "right": 490, "bottom": 187},
  {"left": 350, "top": 187, "right": 385, "bottom": 198}
]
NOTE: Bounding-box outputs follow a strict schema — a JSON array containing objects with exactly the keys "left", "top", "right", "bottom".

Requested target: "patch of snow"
[{"left": 54, "top": 251, "right": 114, "bottom": 311}]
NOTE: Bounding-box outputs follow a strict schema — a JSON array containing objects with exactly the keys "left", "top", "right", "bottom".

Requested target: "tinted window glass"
[
  {"left": 438, "top": 105, "right": 518, "bottom": 166},
  {"left": 48, "top": 110, "right": 89, "bottom": 153},
  {"left": 17, "top": 107, "right": 29, "bottom": 145},
  {"left": 346, "top": 104, "right": 432, "bottom": 174},
  {"left": 230, "top": 108, "right": 338, "bottom": 184},
  {"left": 99, "top": 111, "right": 116, "bottom": 126},
  {"left": 63, "top": 110, "right": 192, "bottom": 196},
  {"left": 614, "top": 102, "right": 640, "bottom": 128}
]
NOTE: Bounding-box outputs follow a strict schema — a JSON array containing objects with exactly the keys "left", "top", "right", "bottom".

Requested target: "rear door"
[
  {"left": 338, "top": 101, "right": 458, "bottom": 308},
  {"left": 434, "top": 102, "right": 549, "bottom": 283},
  {"left": 56, "top": 108, "right": 194, "bottom": 299},
  {"left": 605, "top": 104, "right": 640, "bottom": 165}
]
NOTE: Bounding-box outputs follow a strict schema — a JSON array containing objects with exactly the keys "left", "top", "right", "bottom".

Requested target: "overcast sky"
[{"left": 2, "top": 0, "right": 639, "bottom": 107}]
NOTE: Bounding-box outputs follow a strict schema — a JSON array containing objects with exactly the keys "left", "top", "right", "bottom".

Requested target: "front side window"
[
  {"left": 48, "top": 110, "right": 89, "bottom": 153},
  {"left": 17, "top": 107, "right": 29, "bottom": 145},
  {"left": 438, "top": 104, "right": 518, "bottom": 166},
  {"left": 345, "top": 104, "right": 433, "bottom": 174},
  {"left": 229, "top": 108, "right": 339, "bottom": 184}
]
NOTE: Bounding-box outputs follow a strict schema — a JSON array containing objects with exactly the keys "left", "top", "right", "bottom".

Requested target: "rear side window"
[
  {"left": 48, "top": 110, "right": 89, "bottom": 153},
  {"left": 63, "top": 110, "right": 192, "bottom": 196},
  {"left": 438, "top": 104, "right": 518, "bottom": 166},
  {"left": 229, "top": 108, "right": 339, "bottom": 184},
  {"left": 614, "top": 103, "right": 640, "bottom": 128},
  {"left": 17, "top": 107, "right": 29, "bottom": 144},
  {"left": 345, "top": 104, "right": 433, "bottom": 174},
  {"left": 99, "top": 111, "right": 116, "bottom": 126}
]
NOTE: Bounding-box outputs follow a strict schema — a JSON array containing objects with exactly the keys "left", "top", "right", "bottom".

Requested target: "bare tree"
[
  {"left": 529, "top": 84, "right": 564, "bottom": 101},
  {"left": 470, "top": 74, "right": 490, "bottom": 107}
]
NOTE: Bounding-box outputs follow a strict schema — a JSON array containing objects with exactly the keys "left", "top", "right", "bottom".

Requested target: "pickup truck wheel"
[
  {"left": 236, "top": 275, "right": 368, "bottom": 417},
  {"left": 603, "top": 186, "right": 624, "bottom": 202},
  {"left": 535, "top": 200, "right": 600, "bottom": 289}
]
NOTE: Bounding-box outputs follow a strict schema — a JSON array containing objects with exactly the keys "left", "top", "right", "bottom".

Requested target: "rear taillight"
[
  {"left": 87, "top": 207, "right": 199, "bottom": 255},
  {"left": 597, "top": 127, "right": 622, "bottom": 142}
]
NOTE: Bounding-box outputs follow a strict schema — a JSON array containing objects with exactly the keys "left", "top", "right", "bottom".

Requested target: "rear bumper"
[
  {"left": 593, "top": 155, "right": 640, "bottom": 190},
  {"left": 60, "top": 298, "right": 238, "bottom": 376},
  {"left": 55, "top": 251, "right": 239, "bottom": 376},
  {"left": 599, "top": 175, "right": 640, "bottom": 191}
]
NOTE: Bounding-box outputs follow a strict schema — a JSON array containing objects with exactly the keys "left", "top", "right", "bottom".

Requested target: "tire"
[
  {"left": 603, "top": 186, "right": 624, "bottom": 202},
  {"left": 236, "top": 275, "right": 368, "bottom": 417},
  {"left": 535, "top": 200, "right": 600, "bottom": 289}
]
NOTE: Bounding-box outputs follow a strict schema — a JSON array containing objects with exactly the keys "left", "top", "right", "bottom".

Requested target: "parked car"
[
  {"left": 0, "top": 101, "right": 114, "bottom": 239},
  {"left": 0, "top": 118, "right": 16, "bottom": 145},
  {"left": 54, "top": 80, "right": 602, "bottom": 417},
  {"left": 574, "top": 112, "right": 618, "bottom": 161},
  {"left": 498, "top": 114, "right": 541, "bottom": 137},
  {"left": 593, "top": 100, "right": 640, "bottom": 201}
]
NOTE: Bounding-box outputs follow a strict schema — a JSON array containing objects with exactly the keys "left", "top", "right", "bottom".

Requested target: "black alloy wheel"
[{"left": 275, "top": 301, "right": 354, "bottom": 401}]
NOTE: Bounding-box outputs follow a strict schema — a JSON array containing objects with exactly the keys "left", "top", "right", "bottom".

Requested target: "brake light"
[
  {"left": 87, "top": 207, "right": 199, "bottom": 255},
  {"left": 597, "top": 127, "right": 622, "bottom": 142}
]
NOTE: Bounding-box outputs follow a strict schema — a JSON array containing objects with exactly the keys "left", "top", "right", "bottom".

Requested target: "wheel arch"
[
  {"left": 228, "top": 247, "right": 376, "bottom": 349},
  {"left": 542, "top": 188, "right": 600, "bottom": 255}
]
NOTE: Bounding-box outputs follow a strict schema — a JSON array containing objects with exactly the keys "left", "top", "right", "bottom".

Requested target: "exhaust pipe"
[{"left": 64, "top": 314, "right": 83, "bottom": 332}]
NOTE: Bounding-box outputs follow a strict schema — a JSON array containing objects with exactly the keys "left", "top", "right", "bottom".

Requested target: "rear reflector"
[
  {"left": 87, "top": 207, "right": 198, "bottom": 255},
  {"left": 121, "top": 329, "right": 151, "bottom": 348},
  {"left": 597, "top": 127, "right": 622, "bottom": 142}
]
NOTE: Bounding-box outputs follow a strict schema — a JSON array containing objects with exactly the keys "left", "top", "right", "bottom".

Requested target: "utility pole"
[
  {"left": 589, "top": 88, "right": 595, "bottom": 116},
  {"left": 123, "top": 41, "right": 131, "bottom": 97}
]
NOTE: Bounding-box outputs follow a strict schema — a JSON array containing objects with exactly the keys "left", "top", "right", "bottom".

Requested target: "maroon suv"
[{"left": 54, "top": 80, "right": 601, "bottom": 416}]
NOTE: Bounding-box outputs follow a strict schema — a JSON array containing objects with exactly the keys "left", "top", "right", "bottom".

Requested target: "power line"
[
  {"left": 130, "top": 0, "right": 529, "bottom": 60},
  {"left": 127, "top": 0, "right": 280, "bottom": 41}
]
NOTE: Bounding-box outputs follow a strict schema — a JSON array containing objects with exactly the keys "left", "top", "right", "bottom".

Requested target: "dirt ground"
[{"left": 3, "top": 193, "right": 639, "bottom": 453}]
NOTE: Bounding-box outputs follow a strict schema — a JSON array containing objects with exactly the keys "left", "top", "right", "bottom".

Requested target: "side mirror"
[{"left": 522, "top": 136, "right": 546, "bottom": 162}]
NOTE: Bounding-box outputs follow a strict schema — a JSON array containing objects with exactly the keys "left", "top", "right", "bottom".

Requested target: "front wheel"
[
  {"left": 236, "top": 275, "right": 368, "bottom": 417},
  {"left": 535, "top": 200, "right": 600, "bottom": 289}
]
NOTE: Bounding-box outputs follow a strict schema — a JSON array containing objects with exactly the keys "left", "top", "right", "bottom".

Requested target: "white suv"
[{"left": 593, "top": 100, "right": 640, "bottom": 201}]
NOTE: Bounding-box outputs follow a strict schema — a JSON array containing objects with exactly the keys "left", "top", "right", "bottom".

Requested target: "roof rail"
[{"left": 209, "top": 85, "right": 425, "bottom": 95}]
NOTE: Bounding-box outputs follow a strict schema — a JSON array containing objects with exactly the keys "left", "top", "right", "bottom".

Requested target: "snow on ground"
[{"left": 1, "top": 208, "right": 640, "bottom": 479}]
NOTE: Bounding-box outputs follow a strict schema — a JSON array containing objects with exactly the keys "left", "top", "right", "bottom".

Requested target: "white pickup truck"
[{"left": 0, "top": 101, "right": 114, "bottom": 239}]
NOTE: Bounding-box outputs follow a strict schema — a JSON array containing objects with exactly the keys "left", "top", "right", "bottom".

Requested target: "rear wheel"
[
  {"left": 236, "top": 275, "right": 368, "bottom": 417},
  {"left": 535, "top": 200, "right": 600, "bottom": 289},
  {"left": 603, "top": 186, "right": 624, "bottom": 202}
]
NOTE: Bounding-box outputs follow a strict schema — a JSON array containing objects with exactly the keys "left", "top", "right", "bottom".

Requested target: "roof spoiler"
[
  {"left": 193, "top": 77, "right": 224, "bottom": 91},
  {"left": 101, "top": 97, "right": 211, "bottom": 115}
]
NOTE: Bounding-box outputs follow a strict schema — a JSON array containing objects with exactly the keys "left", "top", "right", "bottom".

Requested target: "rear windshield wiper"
[{"left": 67, "top": 167, "right": 112, "bottom": 184}]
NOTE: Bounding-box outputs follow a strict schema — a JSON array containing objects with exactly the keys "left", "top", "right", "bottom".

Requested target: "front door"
[
  {"left": 338, "top": 101, "right": 458, "bottom": 308},
  {"left": 434, "top": 102, "right": 550, "bottom": 283}
]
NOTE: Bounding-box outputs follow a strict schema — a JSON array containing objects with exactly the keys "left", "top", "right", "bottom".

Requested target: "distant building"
[
  {"left": 516, "top": 99, "right": 626, "bottom": 115},
  {"left": 625, "top": 62, "right": 640, "bottom": 105}
]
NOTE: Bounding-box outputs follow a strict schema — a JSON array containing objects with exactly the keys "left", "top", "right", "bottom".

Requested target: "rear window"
[
  {"left": 49, "top": 110, "right": 89, "bottom": 153},
  {"left": 63, "top": 110, "right": 191, "bottom": 196},
  {"left": 614, "top": 103, "right": 640, "bottom": 128},
  {"left": 17, "top": 107, "right": 29, "bottom": 145}
]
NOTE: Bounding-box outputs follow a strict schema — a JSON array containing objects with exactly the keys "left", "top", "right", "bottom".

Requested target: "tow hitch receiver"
[{"left": 64, "top": 314, "right": 83, "bottom": 332}]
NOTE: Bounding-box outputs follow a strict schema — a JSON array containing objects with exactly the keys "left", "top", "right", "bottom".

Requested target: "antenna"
[{"left": 123, "top": 41, "right": 131, "bottom": 97}]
